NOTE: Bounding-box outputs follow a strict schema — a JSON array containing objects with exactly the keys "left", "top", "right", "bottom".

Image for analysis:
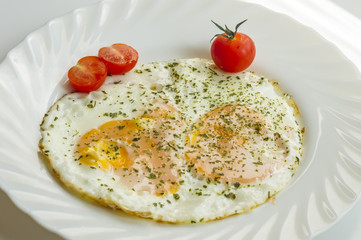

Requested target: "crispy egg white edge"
[{"left": 39, "top": 58, "right": 304, "bottom": 223}]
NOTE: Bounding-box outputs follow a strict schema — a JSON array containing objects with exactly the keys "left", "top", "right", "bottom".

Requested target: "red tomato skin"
[
  {"left": 211, "top": 32, "right": 256, "bottom": 73},
  {"left": 68, "top": 56, "right": 107, "bottom": 93},
  {"left": 98, "top": 43, "right": 138, "bottom": 75}
]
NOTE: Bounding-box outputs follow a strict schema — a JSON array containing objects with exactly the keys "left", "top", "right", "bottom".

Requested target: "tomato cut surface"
[
  {"left": 68, "top": 56, "right": 108, "bottom": 93},
  {"left": 98, "top": 43, "right": 138, "bottom": 75}
]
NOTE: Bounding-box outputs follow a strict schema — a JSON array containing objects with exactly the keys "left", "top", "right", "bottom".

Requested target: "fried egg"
[{"left": 40, "top": 58, "right": 304, "bottom": 223}]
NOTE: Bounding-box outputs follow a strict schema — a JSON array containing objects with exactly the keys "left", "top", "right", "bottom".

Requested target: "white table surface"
[{"left": 1, "top": 0, "right": 361, "bottom": 239}]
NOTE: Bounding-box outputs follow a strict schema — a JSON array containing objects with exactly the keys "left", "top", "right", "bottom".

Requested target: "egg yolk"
[
  {"left": 185, "top": 105, "right": 288, "bottom": 184},
  {"left": 75, "top": 102, "right": 186, "bottom": 195}
]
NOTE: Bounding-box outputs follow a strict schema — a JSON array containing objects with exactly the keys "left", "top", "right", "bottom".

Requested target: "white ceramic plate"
[{"left": 1, "top": 0, "right": 361, "bottom": 239}]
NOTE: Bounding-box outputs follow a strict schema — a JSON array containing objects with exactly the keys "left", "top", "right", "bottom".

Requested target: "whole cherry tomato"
[
  {"left": 98, "top": 43, "right": 138, "bottom": 75},
  {"left": 211, "top": 20, "right": 256, "bottom": 73},
  {"left": 68, "top": 56, "right": 108, "bottom": 93}
]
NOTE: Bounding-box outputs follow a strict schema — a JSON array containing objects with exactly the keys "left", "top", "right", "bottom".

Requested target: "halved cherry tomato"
[
  {"left": 68, "top": 56, "right": 108, "bottom": 93},
  {"left": 210, "top": 20, "right": 255, "bottom": 73},
  {"left": 98, "top": 43, "right": 138, "bottom": 75}
]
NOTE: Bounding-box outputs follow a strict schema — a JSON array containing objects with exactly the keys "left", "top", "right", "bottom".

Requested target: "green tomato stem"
[{"left": 211, "top": 19, "right": 248, "bottom": 42}]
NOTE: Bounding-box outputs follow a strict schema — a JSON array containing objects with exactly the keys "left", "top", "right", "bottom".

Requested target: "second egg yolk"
[{"left": 185, "top": 105, "right": 288, "bottom": 184}]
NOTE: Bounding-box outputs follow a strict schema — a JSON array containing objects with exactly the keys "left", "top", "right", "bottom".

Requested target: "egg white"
[{"left": 40, "top": 58, "right": 304, "bottom": 223}]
